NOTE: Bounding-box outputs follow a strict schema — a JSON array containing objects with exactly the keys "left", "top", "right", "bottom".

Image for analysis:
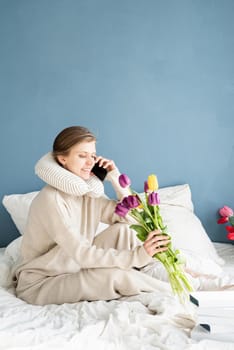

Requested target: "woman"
[{"left": 14, "top": 126, "right": 170, "bottom": 305}]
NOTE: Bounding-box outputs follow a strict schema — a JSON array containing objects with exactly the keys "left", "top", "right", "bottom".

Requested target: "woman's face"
[{"left": 57, "top": 141, "right": 96, "bottom": 180}]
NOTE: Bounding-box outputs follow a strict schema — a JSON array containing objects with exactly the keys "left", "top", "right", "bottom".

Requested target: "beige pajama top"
[{"left": 13, "top": 154, "right": 170, "bottom": 305}]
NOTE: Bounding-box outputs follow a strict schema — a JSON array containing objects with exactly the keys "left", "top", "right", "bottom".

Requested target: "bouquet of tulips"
[
  {"left": 115, "top": 173, "right": 193, "bottom": 302},
  {"left": 217, "top": 205, "right": 234, "bottom": 241}
]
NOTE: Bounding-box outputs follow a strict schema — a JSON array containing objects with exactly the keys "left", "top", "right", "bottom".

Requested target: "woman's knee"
[{"left": 93, "top": 223, "right": 139, "bottom": 250}]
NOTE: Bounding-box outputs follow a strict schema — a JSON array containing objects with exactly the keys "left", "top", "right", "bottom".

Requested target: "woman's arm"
[{"left": 94, "top": 156, "right": 130, "bottom": 201}]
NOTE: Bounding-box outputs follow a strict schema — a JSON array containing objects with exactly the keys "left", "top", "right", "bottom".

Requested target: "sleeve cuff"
[
  {"left": 105, "top": 168, "right": 121, "bottom": 182},
  {"left": 136, "top": 246, "right": 154, "bottom": 267}
]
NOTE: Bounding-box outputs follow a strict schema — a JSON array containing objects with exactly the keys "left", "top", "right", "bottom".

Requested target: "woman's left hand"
[{"left": 95, "top": 156, "right": 116, "bottom": 172}]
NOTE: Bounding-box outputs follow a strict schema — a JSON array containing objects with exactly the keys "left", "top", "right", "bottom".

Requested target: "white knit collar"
[{"left": 35, "top": 152, "right": 104, "bottom": 198}]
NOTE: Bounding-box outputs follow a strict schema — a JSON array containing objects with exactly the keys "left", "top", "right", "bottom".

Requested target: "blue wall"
[{"left": 0, "top": 0, "right": 234, "bottom": 246}]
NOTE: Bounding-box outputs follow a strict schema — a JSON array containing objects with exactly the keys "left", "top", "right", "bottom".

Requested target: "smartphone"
[{"left": 92, "top": 162, "right": 107, "bottom": 181}]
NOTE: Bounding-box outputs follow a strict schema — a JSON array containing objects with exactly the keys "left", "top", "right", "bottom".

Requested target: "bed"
[{"left": 1, "top": 184, "right": 234, "bottom": 350}]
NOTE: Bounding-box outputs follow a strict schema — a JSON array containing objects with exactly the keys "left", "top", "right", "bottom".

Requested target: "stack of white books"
[{"left": 190, "top": 291, "right": 234, "bottom": 342}]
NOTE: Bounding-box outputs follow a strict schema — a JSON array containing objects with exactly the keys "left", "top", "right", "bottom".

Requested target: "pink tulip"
[
  {"left": 217, "top": 217, "right": 229, "bottom": 224},
  {"left": 144, "top": 181, "right": 149, "bottom": 193},
  {"left": 148, "top": 192, "right": 160, "bottom": 206},
  {"left": 122, "top": 195, "right": 140, "bottom": 209},
  {"left": 219, "top": 206, "right": 233, "bottom": 218},
  {"left": 119, "top": 174, "right": 131, "bottom": 188},
  {"left": 225, "top": 225, "right": 234, "bottom": 233},
  {"left": 114, "top": 203, "right": 129, "bottom": 217},
  {"left": 227, "top": 232, "right": 234, "bottom": 240}
]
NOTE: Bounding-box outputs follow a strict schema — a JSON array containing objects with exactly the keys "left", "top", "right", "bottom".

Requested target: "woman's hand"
[
  {"left": 95, "top": 156, "right": 116, "bottom": 172},
  {"left": 143, "top": 230, "right": 170, "bottom": 257}
]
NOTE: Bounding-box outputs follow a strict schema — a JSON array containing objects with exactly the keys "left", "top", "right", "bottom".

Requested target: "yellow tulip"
[{"left": 147, "top": 174, "right": 158, "bottom": 191}]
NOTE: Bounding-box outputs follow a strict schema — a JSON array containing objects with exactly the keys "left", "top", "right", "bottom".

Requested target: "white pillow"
[
  {"left": 157, "top": 184, "right": 224, "bottom": 266},
  {"left": 2, "top": 191, "right": 39, "bottom": 235},
  {"left": 4, "top": 236, "right": 22, "bottom": 263},
  {"left": 0, "top": 237, "right": 22, "bottom": 289},
  {"left": 158, "top": 183, "right": 194, "bottom": 211}
]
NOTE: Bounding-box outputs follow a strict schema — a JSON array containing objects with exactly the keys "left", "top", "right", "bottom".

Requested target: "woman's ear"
[{"left": 57, "top": 155, "right": 67, "bottom": 167}]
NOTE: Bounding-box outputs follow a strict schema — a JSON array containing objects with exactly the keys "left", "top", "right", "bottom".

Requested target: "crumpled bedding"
[{"left": 0, "top": 243, "right": 234, "bottom": 350}]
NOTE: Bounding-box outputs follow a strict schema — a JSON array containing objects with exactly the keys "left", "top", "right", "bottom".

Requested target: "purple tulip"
[
  {"left": 122, "top": 195, "right": 140, "bottom": 209},
  {"left": 148, "top": 192, "right": 160, "bottom": 206},
  {"left": 119, "top": 174, "right": 131, "bottom": 188},
  {"left": 144, "top": 181, "right": 149, "bottom": 193},
  {"left": 115, "top": 203, "right": 129, "bottom": 217}
]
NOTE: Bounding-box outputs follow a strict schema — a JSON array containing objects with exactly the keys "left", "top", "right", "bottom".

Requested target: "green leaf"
[
  {"left": 145, "top": 217, "right": 152, "bottom": 224},
  {"left": 136, "top": 233, "right": 145, "bottom": 242},
  {"left": 148, "top": 205, "right": 154, "bottom": 215},
  {"left": 132, "top": 210, "right": 145, "bottom": 221},
  {"left": 142, "top": 211, "right": 150, "bottom": 220},
  {"left": 148, "top": 222, "right": 155, "bottom": 231},
  {"left": 130, "top": 224, "right": 148, "bottom": 241},
  {"left": 229, "top": 216, "right": 234, "bottom": 226}
]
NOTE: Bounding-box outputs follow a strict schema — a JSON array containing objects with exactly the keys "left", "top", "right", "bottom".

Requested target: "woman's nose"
[{"left": 86, "top": 157, "right": 94, "bottom": 165}]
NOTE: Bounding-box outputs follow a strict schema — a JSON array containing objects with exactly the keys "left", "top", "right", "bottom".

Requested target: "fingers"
[
  {"left": 143, "top": 230, "right": 170, "bottom": 257},
  {"left": 95, "top": 156, "right": 116, "bottom": 172}
]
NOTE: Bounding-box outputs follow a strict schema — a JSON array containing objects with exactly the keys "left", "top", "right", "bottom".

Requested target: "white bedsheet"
[{"left": 0, "top": 243, "right": 234, "bottom": 350}]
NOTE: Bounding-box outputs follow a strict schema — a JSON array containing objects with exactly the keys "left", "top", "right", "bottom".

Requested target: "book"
[
  {"left": 191, "top": 325, "right": 234, "bottom": 342},
  {"left": 190, "top": 291, "right": 234, "bottom": 335},
  {"left": 190, "top": 291, "right": 234, "bottom": 308},
  {"left": 196, "top": 306, "right": 234, "bottom": 318},
  {"left": 198, "top": 314, "right": 234, "bottom": 333}
]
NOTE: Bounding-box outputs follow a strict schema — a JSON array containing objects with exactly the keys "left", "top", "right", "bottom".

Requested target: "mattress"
[
  {"left": 214, "top": 242, "right": 234, "bottom": 275},
  {"left": 0, "top": 242, "right": 234, "bottom": 350}
]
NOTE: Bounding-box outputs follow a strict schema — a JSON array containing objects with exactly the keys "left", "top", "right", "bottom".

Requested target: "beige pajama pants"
[{"left": 16, "top": 224, "right": 170, "bottom": 305}]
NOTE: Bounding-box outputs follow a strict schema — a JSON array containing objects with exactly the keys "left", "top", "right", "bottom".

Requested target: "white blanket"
[{"left": 0, "top": 242, "right": 234, "bottom": 350}]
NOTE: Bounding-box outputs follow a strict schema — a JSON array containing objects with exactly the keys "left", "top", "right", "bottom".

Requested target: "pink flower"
[
  {"left": 122, "top": 195, "right": 140, "bottom": 209},
  {"left": 114, "top": 203, "right": 129, "bottom": 217},
  {"left": 225, "top": 225, "right": 234, "bottom": 233},
  {"left": 227, "top": 232, "right": 234, "bottom": 240},
  {"left": 219, "top": 206, "right": 234, "bottom": 218},
  {"left": 119, "top": 174, "right": 131, "bottom": 188},
  {"left": 148, "top": 192, "right": 160, "bottom": 206},
  {"left": 217, "top": 217, "right": 229, "bottom": 224},
  {"left": 144, "top": 181, "right": 149, "bottom": 193},
  {"left": 217, "top": 205, "right": 234, "bottom": 240}
]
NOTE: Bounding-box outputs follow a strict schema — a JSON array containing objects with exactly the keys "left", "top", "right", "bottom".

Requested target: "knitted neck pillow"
[{"left": 35, "top": 152, "right": 104, "bottom": 198}]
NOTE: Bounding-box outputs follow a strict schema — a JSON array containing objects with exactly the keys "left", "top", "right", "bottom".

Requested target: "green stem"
[
  {"left": 133, "top": 190, "right": 158, "bottom": 228},
  {"left": 154, "top": 251, "right": 193, "bottom": 300},
  {"left": 130, "top": 211, "right": 151, "bottom": 233}
]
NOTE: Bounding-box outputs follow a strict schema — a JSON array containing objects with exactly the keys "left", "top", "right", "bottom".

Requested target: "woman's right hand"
[
  {"left": 95, "top": 156, "right": 116, "bottom": 172},
  {"left": 143, "top": 230, "right": 170, "bottom": 257}
]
